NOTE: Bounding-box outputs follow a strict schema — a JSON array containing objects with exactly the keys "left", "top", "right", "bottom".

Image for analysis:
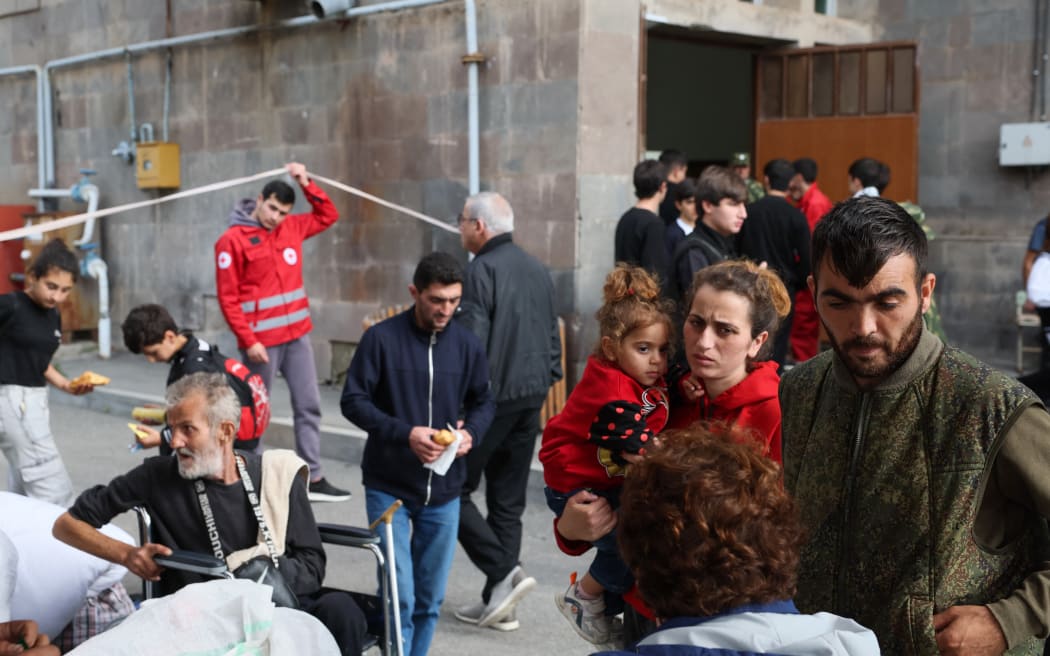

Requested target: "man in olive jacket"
[
  {"left": 781, "top": 197, "right": 1050, "bottom": 655},
  {"left": 453, "top": 191, "right": 563, "bottom": 630}
]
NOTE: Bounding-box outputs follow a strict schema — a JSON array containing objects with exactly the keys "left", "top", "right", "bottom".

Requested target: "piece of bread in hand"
[
  {"left": 127, "top": 423, "right": 151, "bottom": 440},
  {"left": 132, "top": 406, "right": 166, "bottom": 423},
  {"left": 71, "top": 371, "right": 110, "bottom": 388},
  {"left": 431, "top": 429, "right": 456, "bottom": 446}
]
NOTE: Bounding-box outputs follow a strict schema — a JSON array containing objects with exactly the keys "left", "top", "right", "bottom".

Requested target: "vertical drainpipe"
[
  {"left": 35, "top": 67, "right": 45, "bottom": 206},
  {"left": 43, "top": 67, "right": 55, "bottom": 188},
  {"left": 464, "top": 0, "right": 480, "bottom": 195},
  {"left": 126, "top": 52, "right": 138, "bottom": 147},
  {"left": 0, "top": 65, "right": 47, "bottom": 209}
]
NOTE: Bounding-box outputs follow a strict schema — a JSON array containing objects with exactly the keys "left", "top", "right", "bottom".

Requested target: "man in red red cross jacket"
[{"left": 214, "top": 162, "right": 349, "bottom": 502}]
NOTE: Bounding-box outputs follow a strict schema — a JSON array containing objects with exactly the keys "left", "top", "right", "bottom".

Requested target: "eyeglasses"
[{"left": 457, "top": 213, "right": 478, "bottom": 226}]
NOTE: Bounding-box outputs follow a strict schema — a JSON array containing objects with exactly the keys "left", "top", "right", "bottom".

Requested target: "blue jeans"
[
  {"left": 544, "top": 486, "right": 633, "bottom": 595},
  {"left": 366, "top": 488, "right": 459, "bottom": 656}
]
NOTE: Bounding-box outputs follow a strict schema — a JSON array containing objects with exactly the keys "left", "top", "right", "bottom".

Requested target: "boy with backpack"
[{"left": 121, "top": 304, "right": 270, "bottom": 454}]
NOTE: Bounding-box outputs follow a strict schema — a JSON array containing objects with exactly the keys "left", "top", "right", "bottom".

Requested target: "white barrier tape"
[
  {"left": 0, "top": 168, "right": 286, "bottom": 243},
  {"left": 0, "top": 168, "right": 460, "bottom": 242},
  {"left": 310, "top": 173, "right": 459, "bottom": 235}
]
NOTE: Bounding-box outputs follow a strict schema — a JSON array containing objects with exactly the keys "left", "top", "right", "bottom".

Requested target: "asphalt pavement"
[{"left": 0, "top": 348, "right": 601, "bottom": 656}]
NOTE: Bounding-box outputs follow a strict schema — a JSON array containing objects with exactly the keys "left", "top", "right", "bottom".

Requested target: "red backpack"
[{"left": 213, "top": 353, "right": 271, "bottom": 447}]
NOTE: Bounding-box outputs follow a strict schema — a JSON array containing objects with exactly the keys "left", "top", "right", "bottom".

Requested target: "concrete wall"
[
  {"left": 646, "top": 0, "right": 876, "bottom": 47},
  {"left": 0, "top": 0, "right": 580, "bottom": 378},
  {"left": 877, "top": 0, "right": 1041, "bottom": 363},
  {"left": 571, "top": 0, "right": 641, "bottom": 383}
]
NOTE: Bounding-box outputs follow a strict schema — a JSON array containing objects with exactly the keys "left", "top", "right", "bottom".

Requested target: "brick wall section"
[{"left": 0, "top": 0, "right": 579, "bottom": 379}]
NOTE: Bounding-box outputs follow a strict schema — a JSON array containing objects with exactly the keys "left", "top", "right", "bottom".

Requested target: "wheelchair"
[{"left": 134, "top": 499, "right": 404, "bottom": 656}]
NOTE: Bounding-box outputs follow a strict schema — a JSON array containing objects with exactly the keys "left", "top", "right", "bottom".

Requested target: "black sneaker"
[{"left": 308, "top": 478, "right": 351, "bottom": 502}]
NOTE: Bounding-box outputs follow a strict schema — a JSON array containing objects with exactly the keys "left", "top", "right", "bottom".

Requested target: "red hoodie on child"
[{"left": 540, "top": 356, "right": 669, "bottom": 494}]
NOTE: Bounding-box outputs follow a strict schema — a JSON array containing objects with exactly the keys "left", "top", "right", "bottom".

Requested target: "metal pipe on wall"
[
  {"left": 39, "top": 0, "right": 480, "bottom": 195},
  {"left": 0, "top": 65, "right": 46, "bottom": 209},
  {"left": 1043, "top": 0, "right": 1050, "bottom": 121},
  {"left": 126, "top": 52, "right": 138, "bottom": 146},
  {"left": 1032, "top": 0, "right": 1042, "bottom": 121},
  {"left": 27, "top": 182, "right": 111, "bottom": 358},
  {"left": 464, "top": 0, "right": 480, "bottom": 194},
  {"left": 163, "top": 50, "right": 172, "bottom": 142}
]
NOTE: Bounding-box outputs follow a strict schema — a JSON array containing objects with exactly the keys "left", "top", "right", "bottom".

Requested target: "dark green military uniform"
[
  {"left": 744, "top": 177, "right": 765, "bottom": 204},
  {"left": 729, "top": 152, "right": 765, "bottom": 204},
  {"left": 782, "top": 328, "right": 1050, "bottom": 655},
  {"left": 898, "top": 200, "right": 948, "bottom": 342}
]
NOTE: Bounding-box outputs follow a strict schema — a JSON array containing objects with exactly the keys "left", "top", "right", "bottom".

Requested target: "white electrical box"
[{"left": 1000, "top": 122, "right": 1050, "bottom": 166}]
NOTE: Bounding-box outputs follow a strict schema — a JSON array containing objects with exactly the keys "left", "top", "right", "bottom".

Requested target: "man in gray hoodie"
[{"left": 214, "top": 162, "right": 350, "bottom": 502}]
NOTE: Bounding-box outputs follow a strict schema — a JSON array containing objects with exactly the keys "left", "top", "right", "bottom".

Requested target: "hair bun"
[{"left": 604, "top": 264, "right": 661, "bottom": 305}]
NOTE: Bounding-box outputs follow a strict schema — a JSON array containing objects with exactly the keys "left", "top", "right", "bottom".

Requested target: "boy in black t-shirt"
[
  {"left": 0, "top": 240, "right": 96, "bottom": 506},
  {"left": 121, "top": 304, "right": 267, "bottom": 453}
]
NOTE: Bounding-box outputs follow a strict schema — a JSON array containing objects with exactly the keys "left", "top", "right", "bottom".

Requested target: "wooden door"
[{"left": 755, "top": 43, "right": 919, "bottom": 203}]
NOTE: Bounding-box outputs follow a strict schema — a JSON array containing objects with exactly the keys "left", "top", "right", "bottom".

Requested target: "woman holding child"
[{"left": 549, "top": 259, "right": 792, "bottom": 648}]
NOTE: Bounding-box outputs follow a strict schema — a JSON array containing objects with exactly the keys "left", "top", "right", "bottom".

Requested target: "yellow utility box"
[{"left": 136, "top": 142, "right": 180, "bottom": 189}]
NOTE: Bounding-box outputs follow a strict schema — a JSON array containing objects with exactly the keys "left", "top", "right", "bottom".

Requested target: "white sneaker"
[
  {"left": 477, "top": 565, "right": 536, "bottom": 628},
  {"left": 555, "top": 580, "right": 623, "bottom": 646},
  {"left": 454, "top": 600, "right": 520, "bottom": 631}
]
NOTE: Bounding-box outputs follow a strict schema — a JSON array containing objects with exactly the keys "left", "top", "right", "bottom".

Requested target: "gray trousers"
[
  {"left": 0, "top": 385, "right": 75, "bottom": 507},
  {"left": 242, "top": 334, "right": 323, "bottom": 480}
]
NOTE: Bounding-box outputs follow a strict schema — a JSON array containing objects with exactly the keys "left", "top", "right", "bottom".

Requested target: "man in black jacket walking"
[
  {"left": 454, "top": 192, "right": 563, "bottom": 631},
  {"left": 737, "top": 158, "right": 811, "bottom": 368}
]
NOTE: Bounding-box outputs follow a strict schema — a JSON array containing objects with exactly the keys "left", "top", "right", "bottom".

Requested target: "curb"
[
  {"left": 49, "top": 386, "right": 551, "bottom": 496},
  {"left": 48, "top": 385, "right": 370, "bottom": 464}
]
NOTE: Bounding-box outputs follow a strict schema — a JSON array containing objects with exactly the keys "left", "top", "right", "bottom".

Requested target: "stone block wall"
[
  {"left": 876, "top": 0, "right": 1046, "bottom": 362},
  {"left": 570, "top": 0, "right": 643, "bottom": 383},
  {"left": 0, "top": 0, "right": 580, "bottom": 379}
]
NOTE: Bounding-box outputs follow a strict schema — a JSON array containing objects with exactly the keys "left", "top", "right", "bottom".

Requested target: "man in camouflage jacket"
[
  {"left": 729, "top": 152, "right": 765, "bottom": 204},
  {"left": 781, "top": 197, "right": 1050, "bottom": 655}
]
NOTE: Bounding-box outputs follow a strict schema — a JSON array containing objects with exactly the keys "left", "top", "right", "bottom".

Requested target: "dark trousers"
[
  {"left": 772, "top": 302, "right": 796, "bottom": 371},
  {"left": 1040, "top": 307, "right": 1050, "bottom": 369},
  {"left": 300, "top": 589, "right": 368, "bottom": 656},
  {"left": 458, "top": 404, "right": 542, "bottom": 602},
  {"left": 1020, "top": 308, "right": 1050, "bottom": 406}
]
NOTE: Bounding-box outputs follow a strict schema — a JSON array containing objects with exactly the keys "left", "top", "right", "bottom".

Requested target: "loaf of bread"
[
  {"left": 70, "top": 371, "right": 110, "bottom": 388},
  {"left": 127, "top": 423, "right": 151, "bottom": 440},
  {"left": 432, "top": 429, "right": 456, "bottom": 446},
  {"left": 132, "top": 406, "right": 167, "bottom": 423}
]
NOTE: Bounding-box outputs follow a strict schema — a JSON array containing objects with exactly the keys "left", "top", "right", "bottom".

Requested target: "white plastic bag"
[
  {"left": 0, "top": 529, "right": 15, "bottom": 622},
  {"left": 69, "top": 579, "right": 339, "bottom": 656},
  {"left": 1029, "top": 252, "right": 1050, "bottom": 307}
]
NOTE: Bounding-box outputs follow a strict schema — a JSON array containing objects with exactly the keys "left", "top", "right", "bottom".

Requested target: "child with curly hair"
[{"left": 539, "top": 264, "right": 674, "bottom": 648}]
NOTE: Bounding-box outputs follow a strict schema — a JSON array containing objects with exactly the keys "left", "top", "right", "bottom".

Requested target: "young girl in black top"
[{"left": 0, "top": 240, "right": 96, "bottom": 505}]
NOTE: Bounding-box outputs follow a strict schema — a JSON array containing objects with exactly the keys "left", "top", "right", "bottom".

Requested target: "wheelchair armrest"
[
  {"left": 317, "top": 523, "right": 381, "bottom": 548},
  {"left": 154, "top": 550, "right": 231, "bottom": 578}
]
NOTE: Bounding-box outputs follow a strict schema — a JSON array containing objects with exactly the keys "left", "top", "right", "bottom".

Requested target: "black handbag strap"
[{"left": 193, "top": 454, "right": 280, "bottom": 568}]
